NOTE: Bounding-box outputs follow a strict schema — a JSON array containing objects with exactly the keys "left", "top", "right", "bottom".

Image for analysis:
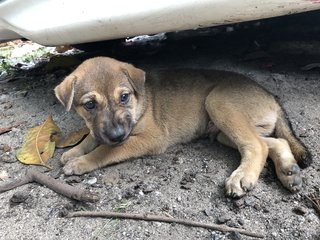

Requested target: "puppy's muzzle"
[
  {"left": 108, "top": 126, "right": 126, "bottom": 143},
  {"left": 96, "top": 124, "right": 132, "bottom": 146}
]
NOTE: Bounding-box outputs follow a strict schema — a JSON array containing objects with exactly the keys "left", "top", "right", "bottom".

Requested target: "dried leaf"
[
  {"left": 56, "top": 126, "right": 89, "bottom": 148},
  {"left": 16, "top": 116, "right": 62, "bottom": 167}
]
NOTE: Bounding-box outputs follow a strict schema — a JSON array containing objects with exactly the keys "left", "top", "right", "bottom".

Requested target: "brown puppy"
[{"left": 54, "top": 57, "right": 311, "bottom": 197}]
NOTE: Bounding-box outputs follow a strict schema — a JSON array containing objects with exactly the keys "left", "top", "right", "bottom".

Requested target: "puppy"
[{"left": 54, "top": 57, "right": 311, "bottom": 197}]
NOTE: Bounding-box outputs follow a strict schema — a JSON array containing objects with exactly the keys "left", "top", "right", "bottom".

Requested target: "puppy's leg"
[
  {"left": 205, "top": 96, "right": 268, "bottom": 198},
  {"left": 63, "top": 132, "right": 167, "bottom": 175},
  {"left": 262, "top": 137, "right": 302, "bottom": 192},
  {"left": 60, "top": 134, "right": 98, "bottom": 164},
  {"left": 216, "top": 132, "right": 237, "bottom": 149}
]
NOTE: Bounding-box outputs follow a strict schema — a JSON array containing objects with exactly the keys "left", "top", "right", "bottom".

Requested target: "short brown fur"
[{"left": 54, "top": 57, "right": 311, "bottom": 197}]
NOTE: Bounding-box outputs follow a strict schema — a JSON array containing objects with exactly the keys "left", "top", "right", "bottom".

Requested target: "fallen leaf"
[
  {"left": 16, "top": 116, "right": 62, "bottom": 168},
  {"left": 56, "top": 126, "right": 89, "bottom": 148}
]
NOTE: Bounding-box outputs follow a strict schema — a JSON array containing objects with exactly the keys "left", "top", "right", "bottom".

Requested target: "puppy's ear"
[
  {"left": 121, "top": 63, "right": 145, "bottom": 94},
  {"left": 54, "top": 75, "right": 77, "bottom": 111}
]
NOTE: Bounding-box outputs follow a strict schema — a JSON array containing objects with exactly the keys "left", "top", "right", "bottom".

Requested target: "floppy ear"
[
  {"left": 54, "top": 75, "right": 77, "bottom": 111},
  {"left": 121, "top": 63, "right": 146, "bottom": 95}
]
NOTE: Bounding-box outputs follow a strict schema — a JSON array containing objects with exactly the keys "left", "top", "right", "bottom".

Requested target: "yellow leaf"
[
  {"left": 56, "top": 126, "right": 89, "bottom": 148},
  {"left": 16, "top": 116, "right": 62, "bottom": 168}
]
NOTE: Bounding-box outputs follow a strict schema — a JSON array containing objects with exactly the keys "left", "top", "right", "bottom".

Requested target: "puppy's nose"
[{"left": 109, "top": 127, "right": 126, "bottom": 143}]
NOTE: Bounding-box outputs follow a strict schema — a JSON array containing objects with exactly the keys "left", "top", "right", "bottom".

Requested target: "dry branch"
[
  {"left": 0, "top": 121, "right": 26, "bottom": 135},
  {"left": 67, "top": 210, "right": 264, "bottom": 238},
  {"left": 306, "top": 193, "right": 320, "bottom": 216},
  {"left": 0, "top": 169, "right": 99, "bottom": 202}
]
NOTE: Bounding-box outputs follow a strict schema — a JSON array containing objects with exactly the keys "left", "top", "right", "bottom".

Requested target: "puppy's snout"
[{"left": 108, "top": 126, "right": 126, "bottom": 143}]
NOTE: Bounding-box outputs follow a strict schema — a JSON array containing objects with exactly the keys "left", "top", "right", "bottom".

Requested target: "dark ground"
[{"left": 0, "top": 11, "right": 320, "bottom": 240}]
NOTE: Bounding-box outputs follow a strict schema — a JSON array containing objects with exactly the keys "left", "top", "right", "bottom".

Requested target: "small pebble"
[
  {"left": 3, "top": 103, "right": 13, "bottom": 110},
  {"left": 0, "top": 94, "right": 9, "bottom": 103},
  {"left": 299, "top": 131, "right": 308, "bottom": 138},
  {"left": 228, "top": 231, "right": 241, "bottom": 240},
  {"left": 10, "top": 191, "right": 29, "bottom": 204},
  {"left": 254, "top": 204, "right": 262, "bottom": 211},
  {"left": 227, "top": 220, "right": 238, "bottom": 228},
  {"left": 217, "top": 214, "right": 231, "bottom": 224},
  {"left": 244, "top": 197, "right": 255, "bottom": 207},
  {"left": 212, "top": 233, "right": 224, "bottom": 240},
  {"left": 0, "top": 144, "right": 11, "bottom": 153},
  {"left": 85, "top": 177, "right": 97, "bottom": 185},
  {"left": 0, "top": 154, "right": 15, "bottom": 163},
  {"left": 0, "top": 170, "right": 9, "bottom": 181},
  {"left": 292, "top": 206, "right": 308, "bottom": 215},
  {"left": 102, "top": 171, "right": 120, "bottom": 186},
  {"left": 180, "top": 183, "right": 192, "bottom": 190},
  {"left": 172, "top": 156, "right": 184, "bottom": 164},
  {"left": 204, "top": 208, "right": 214, "bottom": 217},
  {"left": 237, "top": 218, "right": 245, "bottom": 226},
  {"left": 233, "top": 198, "right": 245, "bottom": 208}
]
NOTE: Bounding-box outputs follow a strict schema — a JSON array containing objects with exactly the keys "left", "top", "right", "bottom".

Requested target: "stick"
[
  {"left": 306, "top": 193, "right": 320, "bottom": 215},
  {"left": 0, "top": 121, "right": 26, "bottom": 135},
  {"left": 0, "top": 169, "right": 99, "bottom": 203},
  {"left": 67, "top": 211, "right": 264, "bottom": 238}
]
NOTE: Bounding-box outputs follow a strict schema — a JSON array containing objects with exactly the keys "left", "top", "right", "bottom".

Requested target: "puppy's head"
[{"left": 54, "top": 57, "right": 146, "bottom": 146}]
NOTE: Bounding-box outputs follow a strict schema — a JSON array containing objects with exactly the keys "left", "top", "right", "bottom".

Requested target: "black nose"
[{"left": 108, "top": 127, "right": 126, "bottom": 143}]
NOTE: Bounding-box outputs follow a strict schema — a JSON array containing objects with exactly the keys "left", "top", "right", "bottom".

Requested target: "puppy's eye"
[
  {"left": 120, "top": 93, "right": 130, "bottom": 104},
  {"left": 83, "top": 100, "right": 96, "bottom": 110}
]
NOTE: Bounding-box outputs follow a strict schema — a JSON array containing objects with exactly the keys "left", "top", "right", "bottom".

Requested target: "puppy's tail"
[{"left": 274, "top": 109, "right": 312, "bottom": 168}]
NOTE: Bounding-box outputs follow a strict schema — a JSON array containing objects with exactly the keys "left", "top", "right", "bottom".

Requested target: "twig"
[
  {"left": 0, "top": 169, "right": 99, "bottom": 202},
  {"left": 0, "top": 121, "right": 26, "bottom": 135},
  {"left": 67, "top": 211, "right": 264, "bottom": 238},
  {"left": 306, "top": 193, "right": 320, "bottom": 216}
]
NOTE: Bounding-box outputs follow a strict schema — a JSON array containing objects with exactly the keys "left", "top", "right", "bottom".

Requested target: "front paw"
[
  {"left": 225, "top": 167, "right": 258, "bottom": 198},
  {"left": 63, "top": 156, "right": 97, "bottom": 175},
  {"left": 60, "top": 149, "right": 84, "bottom": 165}
]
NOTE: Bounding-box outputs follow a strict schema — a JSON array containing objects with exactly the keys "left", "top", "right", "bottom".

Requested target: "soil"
[{"left": 0, "top": 13, "right": 320, "bottom": 240}]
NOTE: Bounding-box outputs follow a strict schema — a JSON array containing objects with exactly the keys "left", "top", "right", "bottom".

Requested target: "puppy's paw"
[
  {"left": 225, "top": 168, "right": 258, "bottom": 198},
  {"left": 60, "top": 149, "right": 84, "bottom": 165},
  {"left": 63, "top": 157, "right": 97, "bottom": 175},
  {"left": 276, "top": 163, "right": 302, "bottom": 192}
]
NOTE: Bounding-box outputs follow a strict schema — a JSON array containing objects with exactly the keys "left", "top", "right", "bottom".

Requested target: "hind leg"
[
  {"left": 262, "top": 137, "right": 302, "bottom": 192},
  {"left": 216, "top": 132, "right": 237, "bottom": 149},
  {"left": 205, "top": 99, "right": 268, "bottom": 198},
  {"left": 224, "top": 133, "right": 268, "bottom": 197}
]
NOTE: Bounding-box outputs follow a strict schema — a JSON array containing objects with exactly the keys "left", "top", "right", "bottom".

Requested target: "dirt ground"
[{"left": 0, "top": 14, "right": 320, "bottom": 240}]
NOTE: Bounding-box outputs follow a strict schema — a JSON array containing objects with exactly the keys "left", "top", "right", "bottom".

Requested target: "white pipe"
[{"left": 0, "top": 0, "right": 319, "bottom": 45}]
